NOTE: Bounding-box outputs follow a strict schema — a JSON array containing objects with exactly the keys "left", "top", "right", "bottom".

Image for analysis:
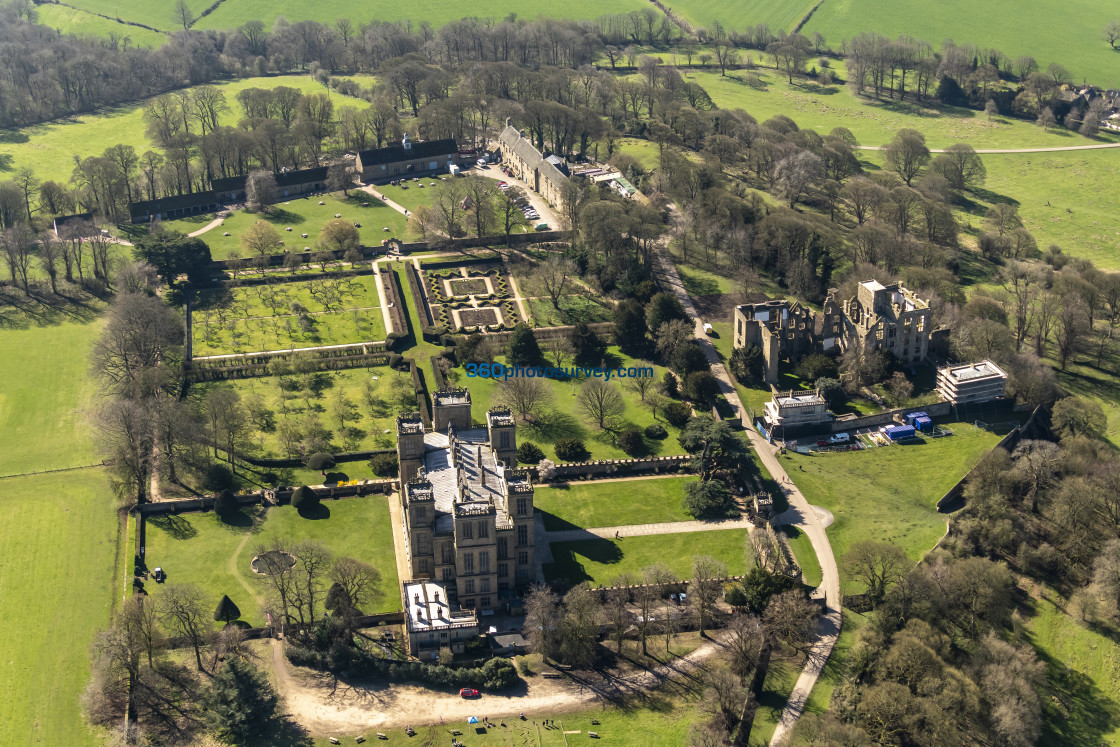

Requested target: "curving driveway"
[{"left": 650, "top": 234, "right": 841, "bottom": 746}]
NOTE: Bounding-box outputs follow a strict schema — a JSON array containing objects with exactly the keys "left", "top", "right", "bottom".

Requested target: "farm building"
[
  {"left": 497, "top": 122, "right": 569, "bottom": 209},
  {"left": 403, "top": 579, "right": 479, "bottom": 659},
  {"left": 51, "top": 213, "right": 96, "bottom": 238},
  {"left": 128, "top": 191, "right": 220, "bottom": 223},
  {"left": 936, "top": 360, "right": 1007, "bottom": 406},
  {"left": 210, "top": 166, "right": 329, "bottom": 203},
  {"left": 356, "top": 134, "right": 459, "bottom": 182},
  {"left": 733, "top": 299, "right": 818, "bottom": 384},
  {"left": 396, "top": 393, "right": 536, "bottom": 614}
]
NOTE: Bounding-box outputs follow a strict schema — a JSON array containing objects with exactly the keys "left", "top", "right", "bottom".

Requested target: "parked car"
[
  {"left": 828, "top": 433, "right": 851, "bottom": 444},
  {"left": 535, "top": 222, "right": 550, "bottom": 231},
  {"left": 459, "top": 688, "right": 480, "bottom": 698},
  {"left": 152, "top": 567, "right": 166, "bottom": 582}
]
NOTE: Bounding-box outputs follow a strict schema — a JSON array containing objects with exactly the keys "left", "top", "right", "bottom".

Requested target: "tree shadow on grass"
[
  {"left": 526, "top": 409, "right": 586, "bottom": 443},
  {"left": 217, "top": 508, "right": 255, "bottom": 529},
  {"left": 261, "top": 207, "right": 305, "bottom": 227},
  {"left": 245, "top": 714, "right": 313, "bottom": 747},
  {"left": 297, "top": 502, "right": 331, "bottom": 520},
  {"left": 545, "top": 539, "right": 624, "bottom": 586},
  {"left": 147, "top": 514, "right": 198, "bottom": 540}
]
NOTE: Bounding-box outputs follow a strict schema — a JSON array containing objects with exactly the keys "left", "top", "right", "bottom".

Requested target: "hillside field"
[
  {"left": 0, "top": 74, "right": 375, "bottom": 185},
  {"left": 670, "top": 0, "right": 816, "bottom": 34},
  {"left": 36, "top": 3, "right": 168, "bottom": 47},
  {"left": 803, "top": 0, "right": 1120, "bottom": 83}
]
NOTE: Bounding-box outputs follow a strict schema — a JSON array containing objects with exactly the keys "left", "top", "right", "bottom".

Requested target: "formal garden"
[
  {"left": 191, "top": 273, "right": 386, "bottom": 356},
  {"left": 419, "top": 263, "right": 523, "bottom": 333}
]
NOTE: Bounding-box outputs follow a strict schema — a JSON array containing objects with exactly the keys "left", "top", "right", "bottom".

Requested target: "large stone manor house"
[{"left": 395, "top": 387, "right": 535, "bottom": 614}]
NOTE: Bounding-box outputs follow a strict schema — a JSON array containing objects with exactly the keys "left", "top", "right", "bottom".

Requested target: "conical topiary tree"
[
  {"left": 214, "top": 594, "right": 241, "bottom": 625},
  {"left": 214, "top": 489, "right": 238, "bottom": 518},
  {"left": 307, "top": 452, "right": 335, "bottom": 478},
  {"left": 291, "top": 485, "right": 319, "bottom": 512}
]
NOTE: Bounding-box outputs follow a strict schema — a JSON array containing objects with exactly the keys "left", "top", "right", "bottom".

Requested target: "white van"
[{"left": 828, "top": 433, "right": 851, "bottom": 444}]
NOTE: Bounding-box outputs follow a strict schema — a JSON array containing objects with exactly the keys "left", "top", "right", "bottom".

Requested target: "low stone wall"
[
  {"left": 396, "top": 230, "right": 570, "bottom": 255},
  {"left": 135, "top": 480, "right": 399, "bottom": 517},
  {"left": 532, "top": 454, "right": 692, "bottom": 481},
  {"left": 829, "top": 400, "right": 951, "bottom": 433}
]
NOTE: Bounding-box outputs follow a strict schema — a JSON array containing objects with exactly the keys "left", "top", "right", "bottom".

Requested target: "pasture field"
[
  {"left": 142, "top": 496, "right": 402, "bottom": 628},
  {"left": 1025, "top": 592, "right": 1120, "bottom": 745},
  {"left": 37, "top": 4, "right": 168, "bottom": 47},
  {"left": 0, "top": 470, "right": 119, "bottom": 747},
  {"left": 802, "top": 0, "right": 1120, "bottom": 82},
  {"left": 543, "top": 528, "right": 753, "bottom": 586},
  {"left": 671, "top": 0, "right": 816, "bottom": 34},
  {"left": 779, "top": 421, "right": 1003, "bottom": 591},
  {"left": 0, "top": 74, "right": 374, "bottom": 185},
  {"left": 162, "top": 192, "right": 409, "bottom": 260},
  {"left": 687, "top": 66, "right": 1120, "bottom": 150},
  {"left": 534, "top": 476, "right": 697, "bottom": 530},
  {"left": 0, "top": 314, "right": 104, "bottom": 476},
  {"left": 197, "top": 0, "right": 648, "bottom": 32},
  {"left": 192, "top": 273, "right": 385, "bottom": 356},
  {"left": 192, "top": 365, "right": 410, "bottom": 457}
]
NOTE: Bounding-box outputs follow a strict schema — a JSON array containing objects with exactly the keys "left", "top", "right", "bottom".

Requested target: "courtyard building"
[
  {"left": 356, "top": 134, "right": 459, "bottom": 182},
  {"left": 936, "top": 360, "right": 1008, "bottom": 406},
  {"left": 733, "top": 299, "right": 818, "bottom": 384},
  {"left": 129, "top": 191, "right": 221, "bottom": 223},
  {"left": 210, "top": 166, "right": 329, "bottom": 203},
  {"left": 497, "top": 122, "right": 569, "bottom": 209},
  {"left": 403, "top": 579, "right": 479, "bottom": 660},
  {"left": 822, "top": 280, "right": 932, "bottom": 365},
  {"left": 396, "top": 392, "right": 535, "bottom": 614}
]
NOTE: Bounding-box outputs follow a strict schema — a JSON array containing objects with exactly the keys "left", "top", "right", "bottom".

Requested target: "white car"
[{"left": 828, "top": 433, "right": 851, "bottom": 444}]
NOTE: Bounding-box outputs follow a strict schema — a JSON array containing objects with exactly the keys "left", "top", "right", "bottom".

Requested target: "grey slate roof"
[
  {"left": 498, "top": 125, "right": 568, "bottom": 190},
  {"left": 357, "top": 138, "right": 458, "bottom": 167}
]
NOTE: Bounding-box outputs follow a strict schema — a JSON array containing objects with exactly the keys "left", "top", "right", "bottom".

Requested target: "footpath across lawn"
[{"left": 143, "top": 496, "right": 401, "bottom": 628}]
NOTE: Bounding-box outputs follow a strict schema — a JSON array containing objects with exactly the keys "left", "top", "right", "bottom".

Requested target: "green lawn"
[
  {"left": 804, "top": 610, "right": 866, "bottom": 713},
  {"left": 192, "top": 273, "right": 385, "bottom": 356},
  {"left": 37, "top": 3, "right": 168, "bottom": 46},
  {"left": 142, "top": 496, "right": 401, "bottom": 628},
  {"left": 780, "top": 422, "right": 1002, "bottom": 591},
  {"left": 0, "top": 315, "right": 104, "bottom": 476},
  {"left": 0, "top": 470, "right": 118, "bottom": 746},
  {"left": 163, "top": 192, "right": 409, "bottom": 261},
  {"left": 802, "top": 0, "right": 1120, "bottom": 82},
  {"left": 544, "top": 529, "right": 753, "bottom": 586},
  {"left": 1025, "top": 593, "right": 1120, "bottom": 745},
  {"left": 0, "top": 75, "right": 374, "bottom": 185},
  {"left": 535, "top": 476, "right": 696, "bottom": 530},
  {"left": 688, "top": 66, "right": 1119, "bottom": 150},
  {"left": 527, "top": 295, "right": 614, "bottom": 326},
  {"left": 783, "top": 525, "right": 822, "bottom": 587}
]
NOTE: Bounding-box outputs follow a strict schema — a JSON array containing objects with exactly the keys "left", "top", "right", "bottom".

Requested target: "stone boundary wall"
[
  {"left": 135, "top": 481, "right": 399, "bottom": 517},
  {"left": 396, "top": 230, "right": 570, "bottom": 255},
  {"left": 828, "top": 400, "right": 951, "bottom": 433},
  {"left": 531, "top": 454, "right": 692, "bottom": 481}
]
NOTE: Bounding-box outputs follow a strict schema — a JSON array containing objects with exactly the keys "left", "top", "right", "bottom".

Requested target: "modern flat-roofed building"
[
  {"left": 763, "top": 389, "right": 832, "bottom": 431},
  {"left": 356, "top": 134, "right": 459, "bottom": 182},
  {"left": 936, "top": 360, "right": 1007, "bottom": 406},
  {"left": 403, "top": 579, "right": 479, "bottom": 659},
  {"left": 396, "top": 390, "right": 535, "bottom": 614}
]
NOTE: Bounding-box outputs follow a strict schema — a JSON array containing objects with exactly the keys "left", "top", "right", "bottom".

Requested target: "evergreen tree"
[
  {"left": 202, "top": 659, "right": 279, "bottom": 744},
  {"left": 569, "top": 323, "right": 607, "bottom": 367},
  {"left": 214, "top": 594, "right": 241, "bottom": 624},
  {"left": 612, "top": 299, "right": 648, "bottom": 352},
  {"left": 646, "top": 292, "right": 689, "bottom": 332},
  {"left": 507, "top": 323, "right": 542, "bottom": 366}
]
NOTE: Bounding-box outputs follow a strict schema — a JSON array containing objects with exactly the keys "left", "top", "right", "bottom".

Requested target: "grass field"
[
  {"left": 0, "top": 315, "right": 104, "bottom": 476},
  {"left": 543, "top": 528, "right": 752, "bottom": 586},
  {"left": 0, "top": 470, "right": 118, "bottom": 747},
  {"left": 37, "top": 3, "right": 168, "bottom": 46},
  {"left": 527, "top": 295, "right": 614, "bottom": 326},
  {"left": 161, "top": 192, "right": 409, "bottom": 261},
  {"left": 672, "top": 0, "right": 815, "bottom": 33},
  {"left": 535, "top": 476, "right": 696, "bottom": 530},
  {"left": 192, "top": 273, "right": 385, "bottom": 356},
  {"left": 0, "top": 75, "right": 374, "bottom": 185},
  {"left": 687, "top": 67, "right": 1119, "bottom": 150},
  {"left": 142, "top": 496, "right": 401, "bottom": 628},
  {"left": 1025, "top": 593, "right": 1120, "bottom": 745},
  {"left": 802, "top": 0, "right": 1120, "bottom": 82},
  {"left": 780, "top": 421, "right": 1002, "bottom": 591}
]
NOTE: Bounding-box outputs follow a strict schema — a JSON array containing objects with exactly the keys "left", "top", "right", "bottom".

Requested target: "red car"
[{"left": 459, "top": 688, "right": 480, "bottom": 698}]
